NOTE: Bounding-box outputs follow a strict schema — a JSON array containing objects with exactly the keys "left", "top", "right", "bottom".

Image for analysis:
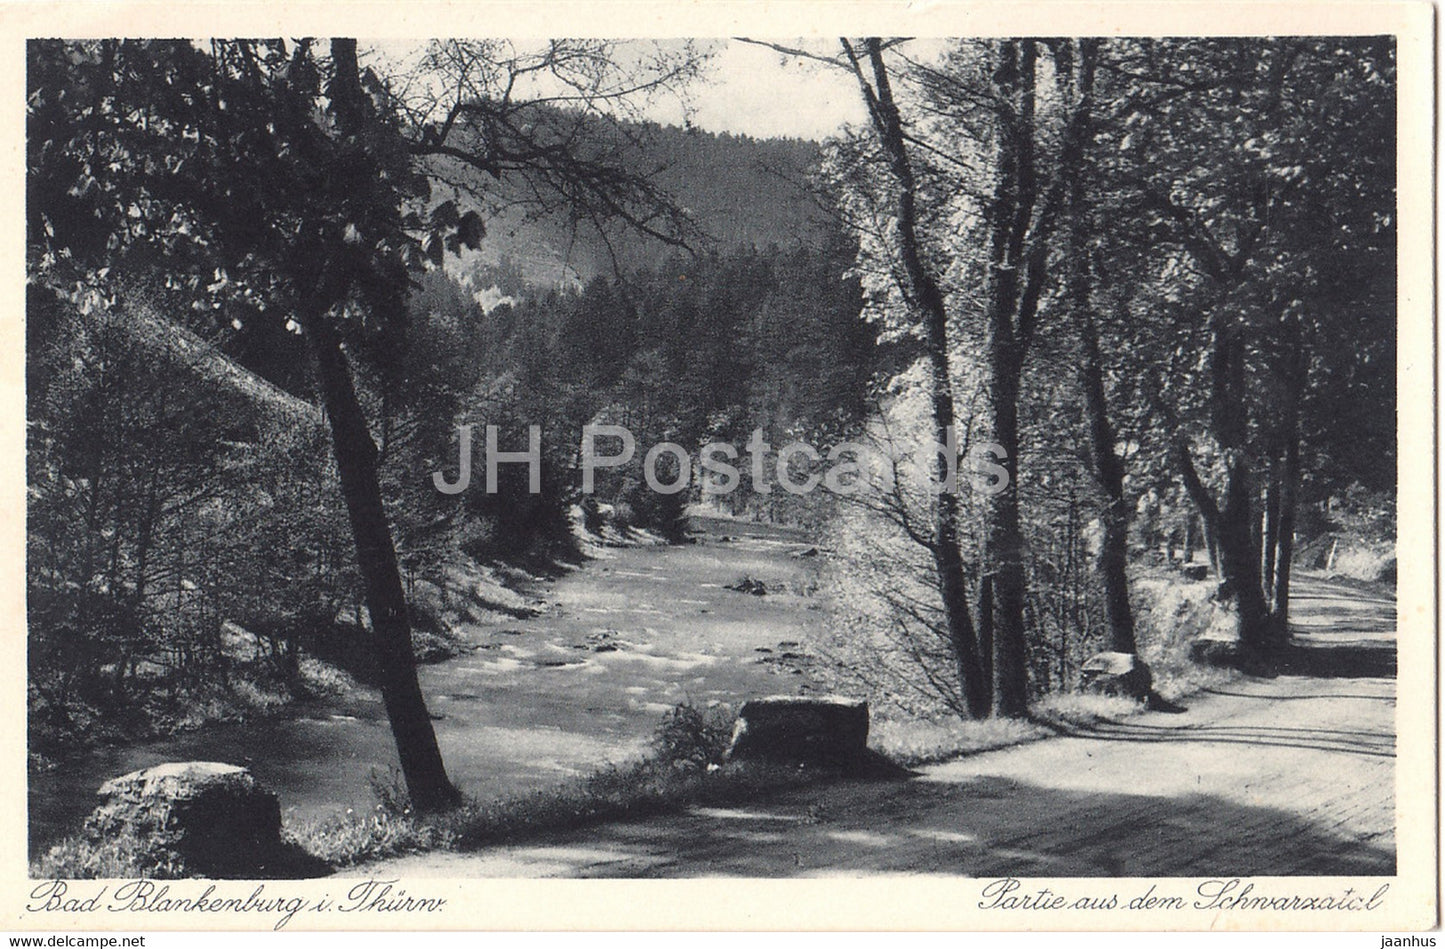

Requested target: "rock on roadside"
[
  {"left": 725, "top": 695, "right": 869, "bottom": 768},
  {"left": 85, "top": 761, "right": 312, "bottom": 878}
]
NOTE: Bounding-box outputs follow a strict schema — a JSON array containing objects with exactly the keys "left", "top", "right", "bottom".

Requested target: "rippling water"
[{"left": 30, "top": 518, "right": 829, "bottom": 854}]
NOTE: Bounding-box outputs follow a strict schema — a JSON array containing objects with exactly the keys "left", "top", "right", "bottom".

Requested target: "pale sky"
[
  {"left": 674, "top": 39, "right": 868, "bottom": 140},
  {"left": 366, "top": 38, "right": 868, "bottom": 142}
]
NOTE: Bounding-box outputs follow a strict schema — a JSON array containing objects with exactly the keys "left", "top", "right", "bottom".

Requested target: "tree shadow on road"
[
  {"left": 1046, "top": 715, "right": 1394, "bottom": 759},
  {"left": 1282, "top": 576, "right": 1397, "bottom": 679},
  {"left": 1273, "top": 638, "right": 1396, "bottom": 678},
  {"left": 480, "top": 773, "right": 1394, "bottom": 878}
]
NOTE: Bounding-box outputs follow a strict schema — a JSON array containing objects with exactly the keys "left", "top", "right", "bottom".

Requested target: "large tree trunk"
[
  {"left": 1172, "top": 418, "right": 1267, "bottom": 651},
  {"left": 310, "top": 39, "right": 459, "bottom": 810},
  {"left": 983, "top": 352, "right": 1030, "bottom": 717},
  {"left": 1216, "top": 460, "right": 1273, "bottom": 649},
  {"left": 977, "top": 575, "right": 995, "bottom": 700},
  {"left": 1066, "top": 94, "right": 1136, "bottom": 656},
  {"left": 1272, "top": 427, "right": 1300, "bottom": 634},
  {"left": 1271, "top": 345, "right": 1305, "bottom": 636},
  {"left": 1207, "top": 324, "right": 1274, "bottom": 651},
  {"left": 938, "top": 489, "right": 990, "bottom": 718},
  {"left": 1077, "top": 305, "right": 1138, "bottom": 654},
  {"left": 854, "top": 38, "right": 990, "bottom": 719},
  {"left": 984, "top": 38, "right": 1099, "bottom": 714},
  {"left": 1262, "top": 459, "right": 1281, "bottom": 601},
  {"left": 306, "top": 310, "right": 460, "bottom": 812},
  {"left": 980, "top": 38, "right": 1042, "bottom": 719}
]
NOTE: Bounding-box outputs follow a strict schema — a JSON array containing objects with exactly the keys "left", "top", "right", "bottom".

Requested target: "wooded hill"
[{"left": 432, "top": 117, "right": 830, "bottom": 288}]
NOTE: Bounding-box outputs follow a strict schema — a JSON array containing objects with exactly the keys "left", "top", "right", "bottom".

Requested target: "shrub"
[
  {"left": 652, "top": 702, "right": 735, "bottom": 768},
  {"left": 35, "top": 832, "right": 188, "bottom": 880},
  {"left": 367, "top": 766, "right": 414, "bottom": 818},
  {"left": 1131, "top": 568, "right": 1238, "bottom": 699}
]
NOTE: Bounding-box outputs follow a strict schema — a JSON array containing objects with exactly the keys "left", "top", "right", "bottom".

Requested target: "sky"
[
  {"left": 670, "top": 39, "right": 868, "bottom": 140},
  {"left": 367, "top": 38, "right": 869, "bottom": 142}
]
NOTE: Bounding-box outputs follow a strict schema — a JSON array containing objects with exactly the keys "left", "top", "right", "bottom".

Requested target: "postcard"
[{"left": 4, "top": 0, "right": 1435, "bottom": 935}]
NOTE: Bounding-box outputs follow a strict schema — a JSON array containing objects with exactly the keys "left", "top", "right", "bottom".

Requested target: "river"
[{"left": 29, "top": 517, "right": 831, "bottom": 855}]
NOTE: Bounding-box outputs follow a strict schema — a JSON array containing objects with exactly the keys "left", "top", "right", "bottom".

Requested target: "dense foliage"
[
  {"left": 816, "top": 36, "right": 1395, "bottom": 716},
  {"left": 25, "top": 39, "right": 879, "bottom": 765},
  {"left": 26, "top": 35, "right": 1396, "bottom": 785}
]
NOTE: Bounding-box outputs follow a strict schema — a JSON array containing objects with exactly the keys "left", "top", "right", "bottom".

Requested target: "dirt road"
[{"left": 368, "top": 574, "right": 1396, "bottom": 878}]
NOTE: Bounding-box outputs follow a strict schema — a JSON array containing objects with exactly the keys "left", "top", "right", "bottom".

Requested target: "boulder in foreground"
[
  {"left": 725, "top": 695, "right": 869, "bottom": 768},
  {"left": 85, "top": 761, "right": 300, "bottom": 877}
]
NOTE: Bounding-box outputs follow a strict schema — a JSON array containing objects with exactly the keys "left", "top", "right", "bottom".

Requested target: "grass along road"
[{"left": 366, "top": 574, "right": 1395, "bottom": 878}]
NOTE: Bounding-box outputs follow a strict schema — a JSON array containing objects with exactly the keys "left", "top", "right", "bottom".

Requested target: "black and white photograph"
[{"left": 9, "top": 0, "right": 1436, "bottom": 935}]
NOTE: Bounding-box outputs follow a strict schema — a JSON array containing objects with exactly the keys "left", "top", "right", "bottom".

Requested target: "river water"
[{"left": 30, "top": 518, "right": 830, "bottom": 854}]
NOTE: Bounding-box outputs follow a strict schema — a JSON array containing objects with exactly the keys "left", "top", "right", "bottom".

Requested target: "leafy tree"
[
  {"left": 823, "top": 38, "right": 1099, "bottom": 717},
  {"left": 29, "top": 38, "right": 465, "bottom": 808},
  {"left": 814, "top": 35, "right": 1393, "bottom": 710},
  {"left": 829, "top": 37, "right": 991, "bottom": 718},
  {"left": 1093, "top": 38, "right": 1395, "bottom": 650},
  {"left": 28, "top": 37, "right": 705, "bottom": 809}
]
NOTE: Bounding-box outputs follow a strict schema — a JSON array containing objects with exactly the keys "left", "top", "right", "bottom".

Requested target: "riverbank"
[
  {"left": 28, "top": 513, "right": 836, "bottom": 856},
  {"left": 34, "top": 509, "right": 1142, "bottom": 877},
  {"left": 33, "top": 687, "right": 1140, "bottom": 878},
  {"left": 26, "top": 545, "right": 558, "bottom": 849}
]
